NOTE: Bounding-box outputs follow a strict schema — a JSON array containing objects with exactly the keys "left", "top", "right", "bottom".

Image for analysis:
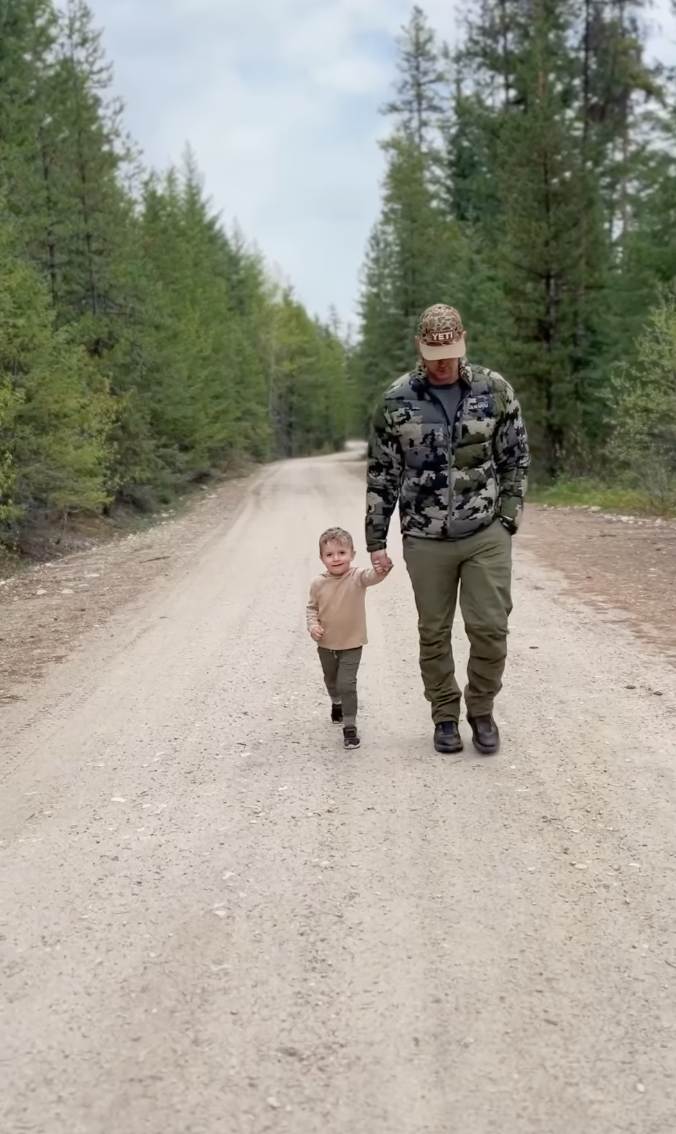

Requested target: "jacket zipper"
[{"left": 425, "top": 385, "right": 469, "bottom": 537}]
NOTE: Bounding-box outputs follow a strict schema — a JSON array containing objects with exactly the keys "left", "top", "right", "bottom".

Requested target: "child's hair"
[{"left": 319, "top": 526, "right": 354, "bottom": 554}]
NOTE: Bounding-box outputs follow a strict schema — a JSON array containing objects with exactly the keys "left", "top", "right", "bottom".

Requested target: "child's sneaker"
[
  {"left": 343, "top": 726, "right": 361, "bottom": 750},
  {"left": 331, "top": 703, "right": 343, "bottom": 723}
]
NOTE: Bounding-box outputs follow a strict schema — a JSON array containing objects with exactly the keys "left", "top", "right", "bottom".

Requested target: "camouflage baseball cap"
[{"left": 417, "top": 304, "right": 466, "bottom": 360}]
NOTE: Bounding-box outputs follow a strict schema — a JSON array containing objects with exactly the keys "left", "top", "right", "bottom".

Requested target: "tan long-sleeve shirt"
[{"left": 306, "top": 566, "right": 384, "bottom": 650}]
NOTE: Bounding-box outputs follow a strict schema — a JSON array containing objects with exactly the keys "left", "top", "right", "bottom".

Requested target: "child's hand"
[
  {"left": 311, "top": 625, "right": 324, "bottom": 642},
  {"left": 371, "top": 550, "right": 393, "bottom": 575}
]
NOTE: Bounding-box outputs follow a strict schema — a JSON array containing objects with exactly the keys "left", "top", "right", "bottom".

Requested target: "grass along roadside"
[{"left": 527, "top": 477, "right": 676, "bottom": 518}]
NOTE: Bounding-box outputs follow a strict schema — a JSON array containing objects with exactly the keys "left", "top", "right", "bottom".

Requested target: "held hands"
[
  {"left": 370, "top": 549, "right": 394, "bottom": 576},
  {"left": 311, "top": 625, "right": 325, "bottom": 642}
]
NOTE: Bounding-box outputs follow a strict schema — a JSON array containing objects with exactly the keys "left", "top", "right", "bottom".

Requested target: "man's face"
[
  {"left": 425, "top": 357, "right": 457, "bottom": 382},
  {"left": 415, "top": 332, "right": 466, "bottom": 383}
]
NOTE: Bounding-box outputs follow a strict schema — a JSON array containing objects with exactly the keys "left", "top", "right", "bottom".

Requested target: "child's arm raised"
[{"left": 357, "top": 563, "right": 393, "bottom": 588}]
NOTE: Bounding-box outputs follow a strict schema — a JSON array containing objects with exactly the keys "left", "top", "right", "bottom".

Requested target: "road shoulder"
[
  {"left": 0, "top": 475, "right": 256, "bottom": 708},
  {"left": 520, "top": 505, "right": 676, "bottom": 667}
]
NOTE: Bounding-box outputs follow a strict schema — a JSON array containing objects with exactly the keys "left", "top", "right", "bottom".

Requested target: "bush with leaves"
[{"left": 608, "top": 292, "right": 676, "bottom": 509}]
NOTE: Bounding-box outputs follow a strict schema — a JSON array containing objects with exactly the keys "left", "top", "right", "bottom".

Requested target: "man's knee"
[
  {"left": 465, "top": 623, "right": 508, "bottom": 659},
  {"left": 418, "top": 621, "right": 450, "bottom": 647}
]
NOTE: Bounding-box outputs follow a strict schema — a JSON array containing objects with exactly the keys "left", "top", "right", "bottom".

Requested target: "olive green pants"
[
  {"left": 403, "top": 520, "right": 513, "bottom": 724},
  {"left": 317, "top": 646, "right": 363, "bottom": 727}
]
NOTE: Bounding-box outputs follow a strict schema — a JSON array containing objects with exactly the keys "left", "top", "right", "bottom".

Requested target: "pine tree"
[
  {"left": 48, "top": 0, "right": 132, "bottom": 333},
  {"left": 578, "top": 1, "right": 663, "bottom": 241},
  {"left": 353, "top": 222, "right": 402, "bottom": 426},
  {"left": 0, "top": 202, "right": 112, "bottom": 528},
  {"left": 383, "top": 6, "right": 447, "bottom": 153},
  {"left": 439, "top": 0, "right": 613, "bottom": 474},
  {"left": 354, "top": 7, "right": 450, "bottom": 421},
  {"left": 0, "top": 0, "right": 60, "bottom": 273},
  {"left": 578, "top": 0, "right": 669, "bottom": 369}
]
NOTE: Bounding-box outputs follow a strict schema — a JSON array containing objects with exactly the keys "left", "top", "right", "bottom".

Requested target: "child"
[{"left": 306, "top": 526, "right": 391, "bottom": 750}]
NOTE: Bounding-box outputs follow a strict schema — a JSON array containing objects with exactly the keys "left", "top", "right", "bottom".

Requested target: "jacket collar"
[{"left": 411, "top": 359, "right": 472, "bottom": 394}]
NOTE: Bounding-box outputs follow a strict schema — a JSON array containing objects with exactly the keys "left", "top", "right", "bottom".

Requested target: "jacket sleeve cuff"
[{"left": 498, "top": 496, "right": 523, "bottom": 531}]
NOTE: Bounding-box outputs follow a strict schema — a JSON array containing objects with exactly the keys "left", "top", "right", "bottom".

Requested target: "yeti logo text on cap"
[{"left": 418, "top": 304, "right": 466, "bottom": 360}]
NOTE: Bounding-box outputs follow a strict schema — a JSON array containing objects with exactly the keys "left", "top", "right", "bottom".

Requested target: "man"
[{"left": 366, "top": 303, "right": 530, "bottom": 756}]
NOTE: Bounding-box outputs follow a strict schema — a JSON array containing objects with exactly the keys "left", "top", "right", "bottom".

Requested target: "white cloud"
[
  {"left": 311, "top": 56, "right": 391, "bottom": 96},
  {"left": 89, "top": 0, "right": 676, "bottom": 328}
]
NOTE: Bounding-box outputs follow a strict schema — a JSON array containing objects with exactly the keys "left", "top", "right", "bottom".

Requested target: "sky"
[{"left": 89, "top": 0, "right": 676, "bottom": 330}]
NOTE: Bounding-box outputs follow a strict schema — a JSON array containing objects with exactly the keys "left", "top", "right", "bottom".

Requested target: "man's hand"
[
  {"left": 310, "top": 625, "right": 324, "bottom": 642},
  {"left": 370, "top": 549, "right": 393, "bottom": 575}
]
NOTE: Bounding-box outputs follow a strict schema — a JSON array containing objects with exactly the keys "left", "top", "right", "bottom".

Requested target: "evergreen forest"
[
  {"left": 3, "top": 1, "right": 676, "bottom": 554},
  {"left": 0, "top": 0, "right": 353, "bottom": 548},
  {"left": 352, "top": 2, "right": 676, "bottom": 508}
]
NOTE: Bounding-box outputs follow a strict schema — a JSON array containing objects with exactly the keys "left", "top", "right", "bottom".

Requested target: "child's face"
[{"left": 321, "top": 539, "right": 355, "bottom": 576}]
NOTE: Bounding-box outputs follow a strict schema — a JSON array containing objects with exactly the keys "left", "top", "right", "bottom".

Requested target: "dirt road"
[{"left": 2, "top": 452, "right": 676, "bottom": 1134}]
